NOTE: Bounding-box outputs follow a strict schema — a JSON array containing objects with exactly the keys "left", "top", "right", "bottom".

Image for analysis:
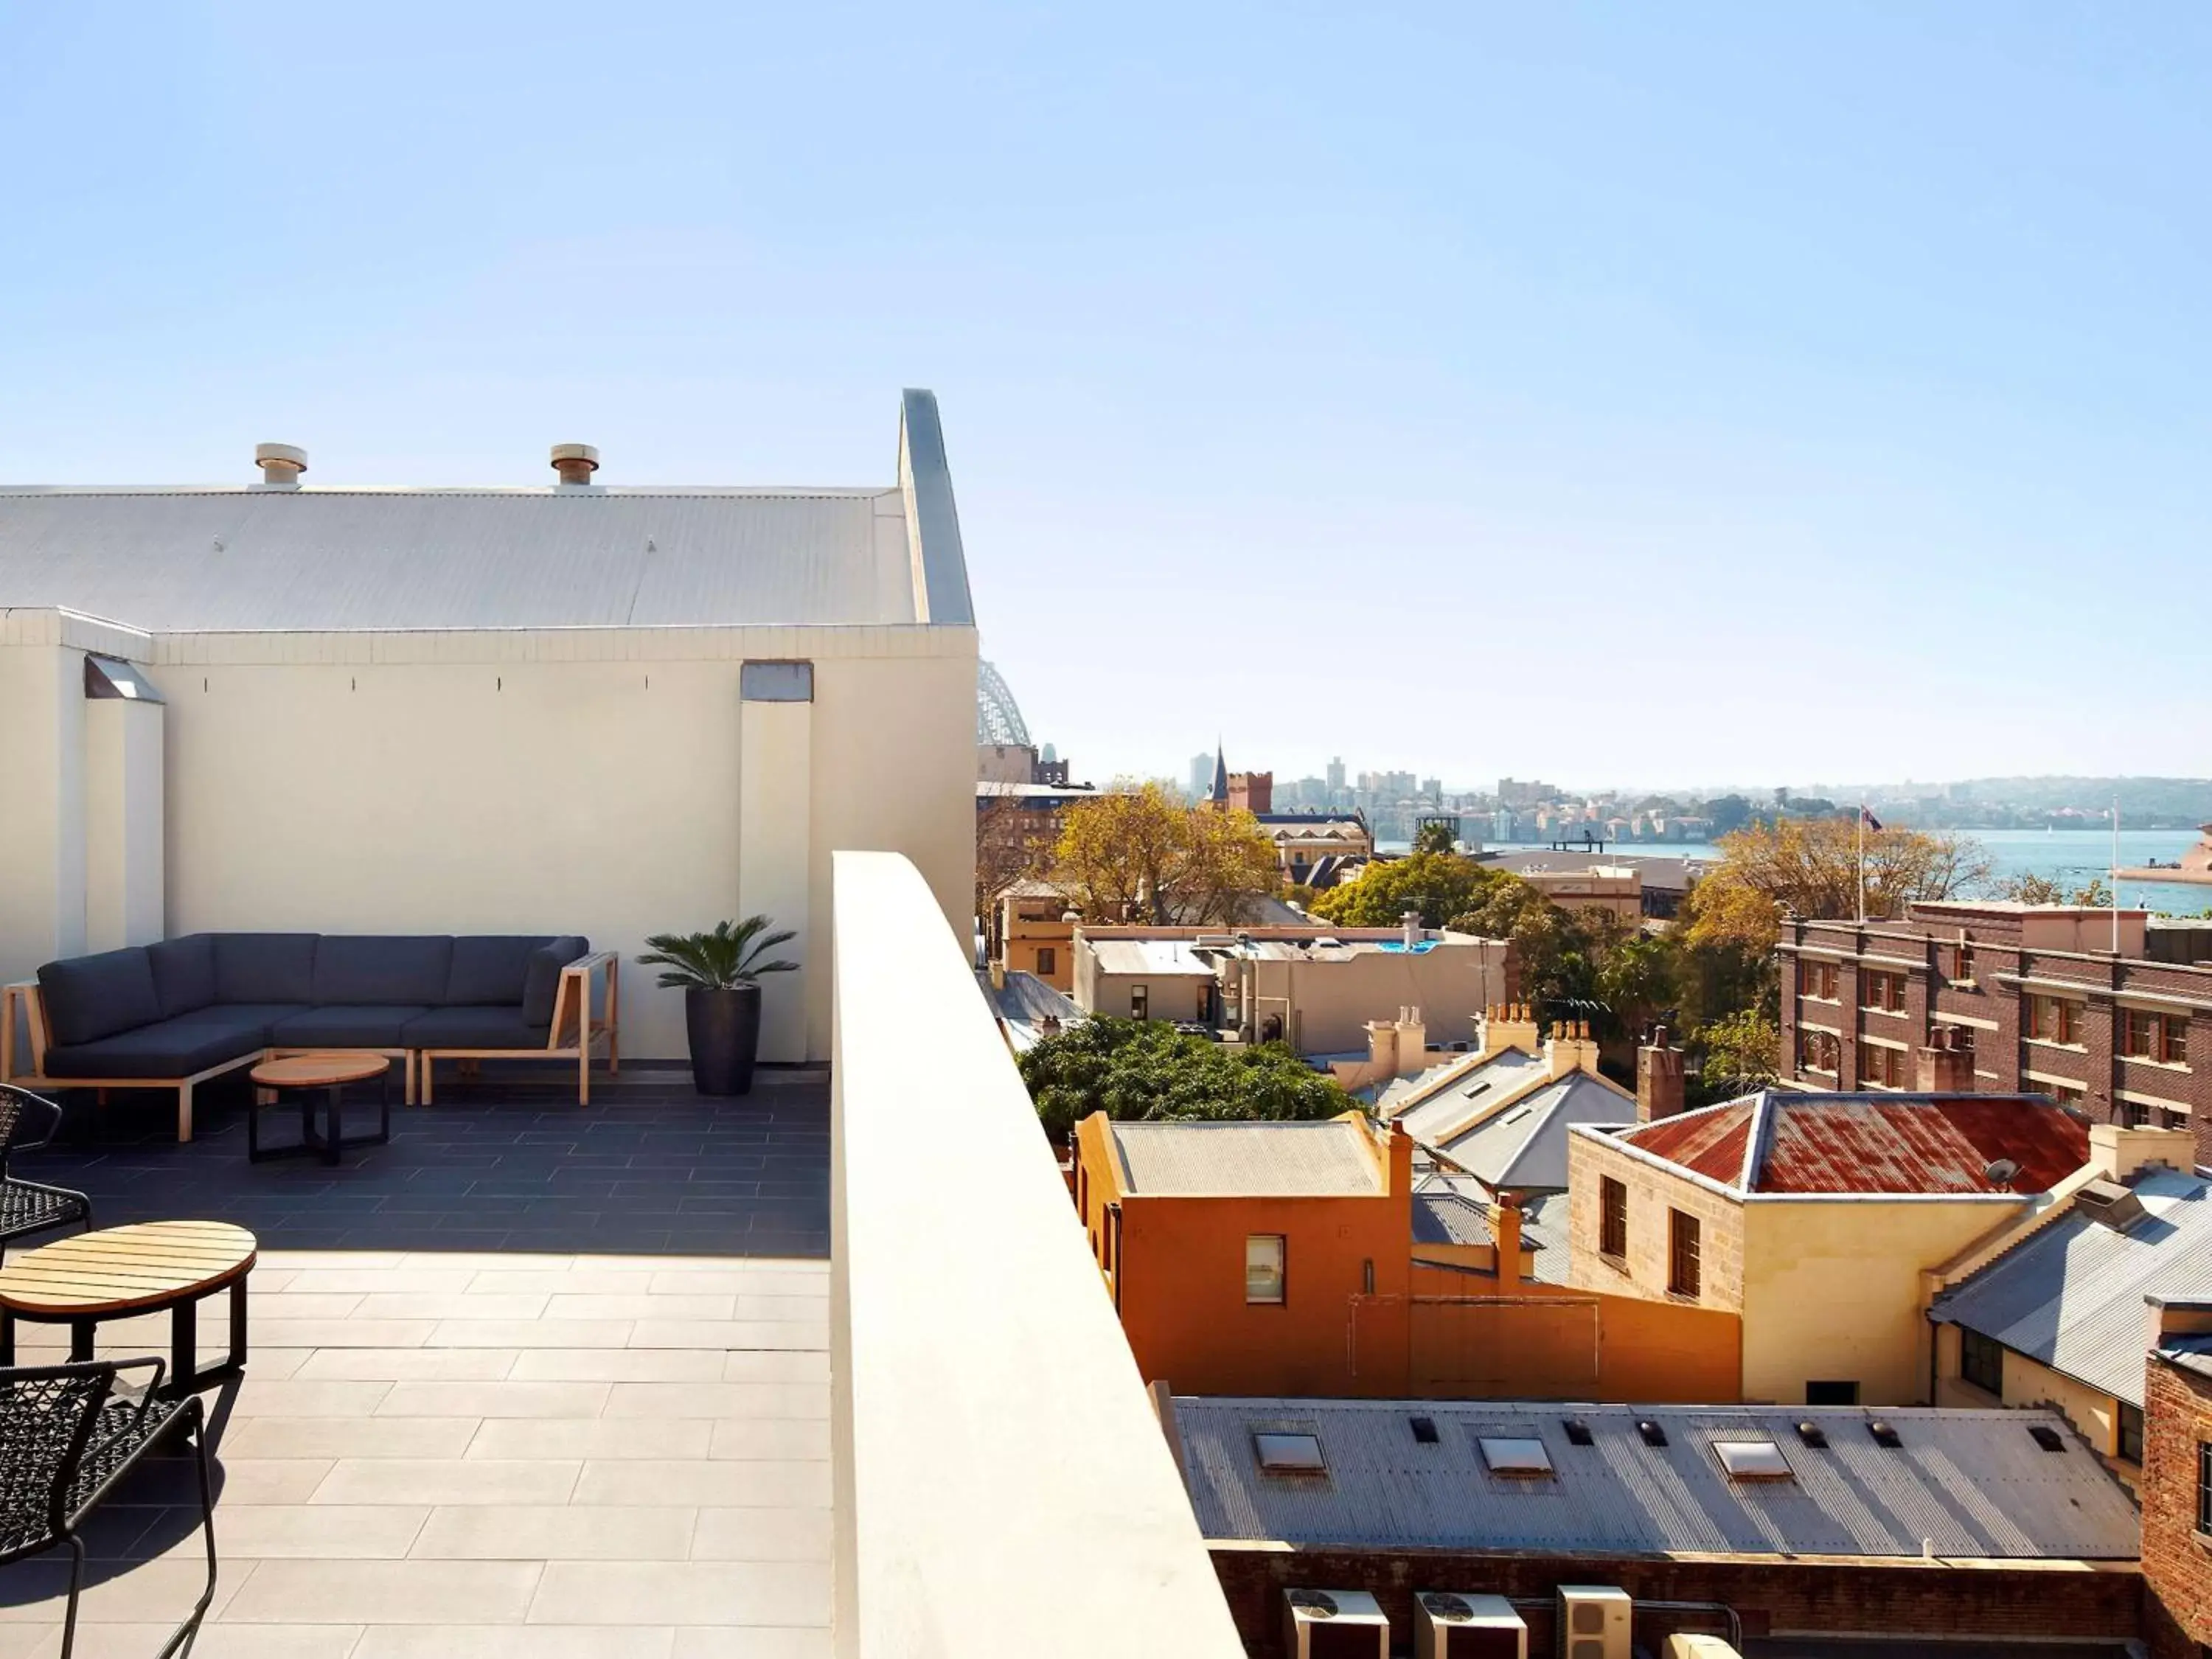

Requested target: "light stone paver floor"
[{"left": 0, "top": 1249, "right": 831, "bottom": 1658}]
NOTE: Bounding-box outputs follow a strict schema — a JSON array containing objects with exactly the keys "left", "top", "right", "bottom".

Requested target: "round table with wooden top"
[
  {"left": 0, "top": 1220, "right": 257, "bottom": 1398},
  {"left": 248, "top": 1051, "right": 392, "bottom": 1164}
]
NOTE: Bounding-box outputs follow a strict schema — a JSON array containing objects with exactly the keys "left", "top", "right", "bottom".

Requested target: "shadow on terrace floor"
[{"left": 18, "top": 1062, "right": 830, "bottom": 1257}]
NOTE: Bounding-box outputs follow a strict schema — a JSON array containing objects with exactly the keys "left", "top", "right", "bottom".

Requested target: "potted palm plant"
[{"left": 637, "top": 917, "right": 799, "bottom": 1096}]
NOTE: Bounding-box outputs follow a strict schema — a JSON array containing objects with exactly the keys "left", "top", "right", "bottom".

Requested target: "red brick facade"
[
  {"left": 1780, "top": 902, "right": 2212, "bottom": 1166},
  {"left": 2143, "top": 1353, "right": 2212, "bottom": 1658},
  {"left": 1208, "top": 1544, "right": 2143, "bottom": 1657}
]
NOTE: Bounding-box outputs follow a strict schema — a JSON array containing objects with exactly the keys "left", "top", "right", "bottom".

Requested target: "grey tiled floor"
[
  {"left": 0, "top": 1067, "right": 834, "bottom": 1655},
  {"left": 21, "top": 1064, "right": 830, "bottom": 1258}
]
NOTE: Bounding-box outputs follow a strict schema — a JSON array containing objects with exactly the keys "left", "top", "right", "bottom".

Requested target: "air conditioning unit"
[
  {"left": 1284, "top": 1588, "right": 1389, "bottom": 1659},
  {"left": 1416, "top": 1590, "right": 1527, "bottom": 1658},
  {"left": 1555, "top": 1586, "right": 1631, "bottom": 1659}
]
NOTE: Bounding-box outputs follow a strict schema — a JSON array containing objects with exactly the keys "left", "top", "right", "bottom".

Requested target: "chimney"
[
  {"left": 1401, "top": 909, "right": 1421, "bottom": 950},
  {"left": 1481, "top": 1001, "right": 1541, "bottom": 1058},
  {"left": 1548, "top": 1018, "right": 1599, "bottom": 1080},
  {"left": 254, "top": 442, "right": 307, "bottom": 487},
  {"left": 1913, "top": 1027, "right": 1975, "bottom": 1093},
  {"left": 1637, "top": 1026, "right": 1686, "bottom": 1123},
  {"left": 1364, "top": 1019, "right": 1399, "bottom": 1079},
  {"left": 551, "top": 442, "right": 600, "bottom": 486},
  {"left": 2147, "top": 1295, "right": 2212, "bottom": 1359},
  {"left": 1489, "top": 1197, "right": 1523, "bottom": 1291},
  {"left": 1394, "top": 1006, "right": 1426, "bottom": 1075},
  {"left": 2090, "top": 1121, "right": 2197, "bottom": 1182}
]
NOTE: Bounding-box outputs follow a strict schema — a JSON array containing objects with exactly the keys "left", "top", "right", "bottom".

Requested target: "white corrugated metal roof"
[
  {"left": 0, "top": 487, "right": 915, "bottom": 631},
  {"left": 1391, "top": 1049, "right": 1545, "bottom": 1145},
  {"left": 1110, "top": 1119, "right": 1381, "bottom": 1197},
  {"left": 1172, "top": 1399, "right": 2138, "bottom": 1560},
  {"left": 1933, "top": 1164, "right": 2212, "bottom": 1405},
  {"left": 1435, "top": 1073, "right": 1635, "bottom": 1192},
  {"left": 1088, "top": 940, "right": 1218, "bottom": 978}
]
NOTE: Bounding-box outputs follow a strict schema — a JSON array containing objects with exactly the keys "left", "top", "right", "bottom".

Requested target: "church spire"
[{"left": 1209, "top": 739, "right": 1229, "bottom": 804}]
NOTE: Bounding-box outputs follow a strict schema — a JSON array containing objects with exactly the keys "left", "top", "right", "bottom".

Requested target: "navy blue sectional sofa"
[{"left": 0, "top": 933, "right": 619, "bottom": 1142}]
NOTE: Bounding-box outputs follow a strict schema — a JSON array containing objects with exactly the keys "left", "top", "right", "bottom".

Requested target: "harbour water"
[{"left": 1382, "top": 829, "right": 2212, "bottom": 915}]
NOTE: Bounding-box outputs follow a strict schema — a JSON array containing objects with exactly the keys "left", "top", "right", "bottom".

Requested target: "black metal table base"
[
  {"left": 0, "top": 1273, "right": 250, "bottom": 1399},
  {"left": 249, "top": 1070, "right": 391, "bottom": 1165}
]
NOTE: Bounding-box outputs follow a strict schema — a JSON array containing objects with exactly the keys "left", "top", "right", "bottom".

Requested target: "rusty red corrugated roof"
[{"left": 1621, "top": 1093, "right": 2087, "bottom": 1196}]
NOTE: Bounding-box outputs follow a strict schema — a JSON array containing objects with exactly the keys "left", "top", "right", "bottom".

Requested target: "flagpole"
[
  {"left": 2112, "top": 796, "right": 2121, "bottom": 953},
  {"left": 1857, "top": 800, "right": 1866, "bottom": 924}
]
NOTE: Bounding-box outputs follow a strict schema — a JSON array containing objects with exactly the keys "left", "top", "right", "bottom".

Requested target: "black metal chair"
[
  {"left": 0, "top": 1358, "right": 217, "bottom": 1658},
  {"left": 0, "top": 1085, "right": 92, "bottom": 1259}
]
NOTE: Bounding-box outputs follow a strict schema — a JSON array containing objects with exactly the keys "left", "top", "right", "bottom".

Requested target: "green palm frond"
[{"left": 636, "top": 916, "right": 800, "bottom": 990}]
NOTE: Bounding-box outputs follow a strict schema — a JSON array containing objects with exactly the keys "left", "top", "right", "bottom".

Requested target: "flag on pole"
[{"left": 1860, "top": 807, "right": 1884, "bottom": 832}]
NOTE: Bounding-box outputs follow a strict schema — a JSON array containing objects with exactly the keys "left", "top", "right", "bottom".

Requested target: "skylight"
[
  {"left": 1478, "top": 1436, "right": 1554, "bottom": 1477},
  {"left": 1715, "top": 1440, "right": 1794, "bottom": 1481},
  {"left": 1254, "top": 1432, "right": 1326, "bottom": 1473}
]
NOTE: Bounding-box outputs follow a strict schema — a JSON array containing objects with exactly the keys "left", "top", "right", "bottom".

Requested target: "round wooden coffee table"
[
  {"left": 248, "top": 1052, "right": 392, "bottom": 1165},
  {"left": 0, "top": 1220, "right": 257, "bottom": 1398}
]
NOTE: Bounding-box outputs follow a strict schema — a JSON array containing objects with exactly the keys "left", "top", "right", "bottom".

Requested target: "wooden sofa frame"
[{"left": 0, "top": 953, "right": 619, "bottom": 1144}]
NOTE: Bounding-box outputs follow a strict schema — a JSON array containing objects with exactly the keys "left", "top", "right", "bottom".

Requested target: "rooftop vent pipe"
[
  {"left": 254, "top": 443, "right": 307, "bottom": 487},
  {"left": 551, "top": 443, "right": 599, "bottom": 486}
]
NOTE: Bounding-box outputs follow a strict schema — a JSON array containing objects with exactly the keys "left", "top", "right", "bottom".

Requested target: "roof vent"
[
  {"left": 2028, "top": 1424, "right": 2067, "bottom": 1453},
  {"left": 1562, "top": 1417, "right": 1594, "bottom": 1446},
  {"left": 254, "top": 443, "right": 306, "bottom": 487},
  {"left": 1636, "top": 1419, "right": 1669, "bottom": 1447},
  {"left": 551, "top": 443, "right": 599, "bottom": 486},
  {"left": 2075, "top": 1178, "right": 2149, "bottom": 1232},
  {"left": 1868, "top": 1420, "right": 1903, "bottom": 1449},
  {"left": 1409, "top": 1415, "right": 1440, "bottom": 1444},
  {"left": 1795, "top": 1421, "right": 1829, "bottom": 1449}
]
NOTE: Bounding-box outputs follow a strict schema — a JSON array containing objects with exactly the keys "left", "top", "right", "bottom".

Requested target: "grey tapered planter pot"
[{"left": 686, "top": 984, "right": 762, "bottom": 1096}]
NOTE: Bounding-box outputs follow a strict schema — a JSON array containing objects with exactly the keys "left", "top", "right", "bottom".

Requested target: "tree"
[
  {"left": 1052, "top": 785, "right": 1281, "bottom": 925},
  {"left": 1994, "top": 872, "right": 2110, "bottom": 906},
  {"left": 1018, "top": 1017, "right": 1357, "bottom": 1142},
  {"left": 1308, "top": 851, "right": 1503, "bottom": 928},
  {"left": 975, "top": 789, "right": 1054, "bottom": 943},
  {"left": 1411, "top": 821, "right": 1458, "bottom": 855},
  {"left": 1681, "top": 817, "right": 1992, "bottom": 956},
  {"left": 1697, "top": 1007, "right": 1781, "bottom": 1096}
]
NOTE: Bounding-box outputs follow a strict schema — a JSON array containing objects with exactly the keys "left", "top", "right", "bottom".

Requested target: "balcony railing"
[{"left": 830, "top": 851, "right": 1245, "bottom": 1658}]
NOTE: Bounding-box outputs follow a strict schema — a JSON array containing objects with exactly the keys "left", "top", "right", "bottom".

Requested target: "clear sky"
[{"left": 3, "top": 4, "right": 2205, "bottom": 791}]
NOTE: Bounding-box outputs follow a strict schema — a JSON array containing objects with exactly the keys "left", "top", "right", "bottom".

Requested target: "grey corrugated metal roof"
[
  {"left": 1392, "top": 1049, "right": 1545, "bottom": 1144},
  {"left": 1435, "top": 1073, "right": 1633, "bottom": 1192},
  {"left": 1171, "top": 1399, "right": 2138, "bottom": 1560},
  {"left": 0, "top": 487, "right": 918, "bottom": 632},
  {"left": 1933, "top": 1165, "right": 2212, "bottom": 1405},
  {"left": 1088, "top": 940, "right": 1217, "bottom": 978},
  {"left": 1110, "top": 1119, "right": 1381, "bottom": 1197},
  {"left": 1518, "top": 1191, "right": 1567, "bottom": 1281},
  {"left": 1411, "top": 1175, "right": 1495, "bottom": 1247}
]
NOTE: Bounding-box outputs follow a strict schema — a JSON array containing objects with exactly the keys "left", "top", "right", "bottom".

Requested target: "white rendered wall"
[
  {"left": 0, "top": 642, "right": 88, "bottom": 982},
  {"left": 739, "top": 696, "right": 812, "bottom": 1063},
  {"left": 83, "top": 698, "right": 165, "bottom": 950},
  {"left": 150, "top": 630, "right": 974, "bottom": 1061}
]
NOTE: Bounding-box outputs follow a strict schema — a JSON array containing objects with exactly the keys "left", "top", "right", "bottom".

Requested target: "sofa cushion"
[
  {"left": 521, "top": 937, "right": 590, "bottom": 1027},
  {"left": 42, "top": 1008, "right": 274, "bottom": 1079},
  {"left": 402, "top": 1006, "right": 554, "bottom": 1051},
  {"left": 445, "top": 936, "right": 553, "bottom": 1007},
  {"left": 147, "top": 935, "right": 218, "bottom": 1018},
  {"left": 213, "top": 934, "right": 319, "bottom": 1004},
  {"left": 37, "top": 948, "right": 162, "bottom": 1047},
  {"left": 313, "top": 936, "right": 453, "bottom": 1006},
  {"left": 270, "top": 1006, "right": 428, "bottom": 1049}
]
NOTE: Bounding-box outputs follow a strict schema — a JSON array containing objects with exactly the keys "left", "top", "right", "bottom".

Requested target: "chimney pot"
[
  {"left": 1638, "top": 1028, "right": 1687, "bottom": 1123},
  {"left": 254, "top": 442, "right": 307, "bottom": 487},
  {"left": 551, "top": 442, "right": 600, "bottom": 486}
]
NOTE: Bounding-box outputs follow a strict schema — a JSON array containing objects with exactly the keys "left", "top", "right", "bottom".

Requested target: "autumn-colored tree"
[
  {"left": 1995, "top": 872, "right": 2110, "bottom": 907},
  {"left": 1681, "top": 817, "right": 1991, "bottom": 956},
  {"left": 1052, "top": 785, "right": 1281, "bottom": 924},
  {"left": 975, "top": 789, "right": 1055, "bottom": 943},
  {"left": 1697, "top": 1006, "right": 1782, "bottom": 1096}
]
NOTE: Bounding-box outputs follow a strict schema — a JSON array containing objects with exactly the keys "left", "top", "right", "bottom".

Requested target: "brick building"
[
  {"left": 2142, "top": 1297, "right": 2212, "bottom": 1658},
  {"left": 1779, "top": 901, "right": 2212, "bottom": 1162}
]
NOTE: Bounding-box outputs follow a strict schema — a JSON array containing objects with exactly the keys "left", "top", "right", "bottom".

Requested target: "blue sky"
[{"left": 3, "top": 4, "right": 2205, "bottom": 790}]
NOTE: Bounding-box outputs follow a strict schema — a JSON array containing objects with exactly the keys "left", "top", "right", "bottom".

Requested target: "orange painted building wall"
[{"left": 1074, "top": 1115, "right": 1415, "bottom": 1397}]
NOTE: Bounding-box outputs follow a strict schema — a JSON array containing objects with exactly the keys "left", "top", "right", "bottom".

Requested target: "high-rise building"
[
  {"left": 1326, "top": 757, "right": 1346, "bottom": 792},
  {"left": 1187, "top": 752, "right": 1214, "bottom": 801}
]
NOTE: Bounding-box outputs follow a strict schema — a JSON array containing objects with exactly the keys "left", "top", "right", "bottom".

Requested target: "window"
[
  {"left": 1668, "top": 1209, "right": 1701, "bottom": 1298},
  {"left": 1946, "top": 941, "right": 1976, "bottom": 983},
  {"left": 1034, "top": 946, "right": 1057, "bottom": 978},
  {"left": 1245, "top": 1234, "right": 1286, "bottom": 1304},
  {"left": 2119, "top": 1402, "right": 2145, "bottom": 1465},
  {"left": 1715, "top": 1440, "right": 1794, "bottom": 1481},
  {"left": 2121, "top": 1008, "right": 2191, "bottom": 1065},
  {"left": 1253, "top": 1431, "right": 1325, "bottom": 1473},
  {"left": 1960, "top": 1329, "right": 2004, "bottom": 1396},
  {"left": 1798, "top": 1029, "right": 1840, "bottom": 1076},
  {"left": 1129, "top": 984, "right": 1149, "bottom": 1020},
  {"left": 1599, "top": 1177, "right": 1629, "bottom": 1259},
  {"left": 2166, "top": 1108, "right": 2192, "bottom": 1132},
  {"left": 2027, "top": 995, "right": 2082, "bottom": 1046},
  {"left": 1859, "top": 1043, "right": 1906, "bottom": 1089},
  {"left": 1798, "top": 959, "right": 1839, "bottom": 1001},
  {"left": 1860, "top": 969, "right": 1906, "bottom": 1013},
  {"left": 738, "top": 660, "right": 814, "bottom": 701},
  {"left": 1478, "top": 1436, "right": 1554, "bottom": 1477},
  {"left": 2197, "top": 1442, "right": 2212, "bottom": 1534},
  {"left": 1806, "top": 1380, "right": 1861, "bottom": 1406}
]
